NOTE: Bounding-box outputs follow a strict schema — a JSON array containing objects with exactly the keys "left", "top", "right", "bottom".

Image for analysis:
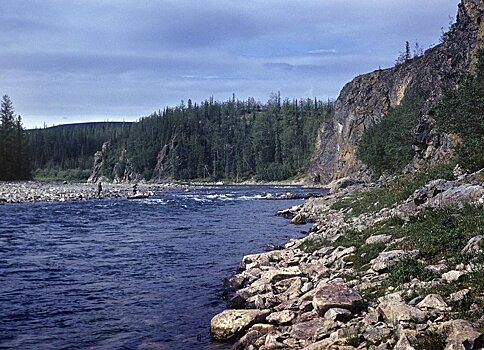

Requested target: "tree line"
[
  {"left": 101, "top": 94, "right": 334, "bottom": 181},
  {"left": 27, "top": 94, "right": 333, "bottom": 182},
  {"left": 0, "top": 95, "right": 31, "bottom": 181},
  {"left": 27, "top": 122, "right": 131, "bottom": 180}
]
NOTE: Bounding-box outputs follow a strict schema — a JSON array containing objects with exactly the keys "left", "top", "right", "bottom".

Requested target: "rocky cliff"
[
  {"left": 87, "top": 141, "right": 110, "bottom": 183},
  {"left": 151, "top": 135, "right": 178, "bottom": 182},
  {"left": 87, "top": 144, "right": 143, "bottom": 183},
  {"left": 309, "top": 0, "right": 484, "bottom": 184}
]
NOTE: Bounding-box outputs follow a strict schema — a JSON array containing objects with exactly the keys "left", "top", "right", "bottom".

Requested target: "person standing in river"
[{"left": 97, "top": 181, "right": 102, "bottom": 197}]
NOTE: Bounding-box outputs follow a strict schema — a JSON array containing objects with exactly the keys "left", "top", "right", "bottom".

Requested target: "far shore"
[
  {"left": 0, "top": 180, "right": 323, "bottom": 204},
  {"left": 0, "top": 181, "right": 174, "bottom": 204}
]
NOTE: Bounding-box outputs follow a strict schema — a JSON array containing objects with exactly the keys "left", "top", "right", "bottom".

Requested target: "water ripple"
[{"left": 0, "top": 185, "right": 319, "bottom": 349}]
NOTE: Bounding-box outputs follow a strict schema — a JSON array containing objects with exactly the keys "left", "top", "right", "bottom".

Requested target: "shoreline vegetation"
[{"left": 210, "top": 166, "right": 484, "bottom": 349}]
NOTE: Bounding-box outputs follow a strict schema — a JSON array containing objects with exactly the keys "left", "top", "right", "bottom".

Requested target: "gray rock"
[
  {"left": 378, "top": 301, "right": 427, "bottom": 324},
  {"left": 210, "top": 309, "right": 271, "bottom": 341},
  {"left": 363, "top": 327, "right": 392, "bottom": 345},
  {"left": 365, "top": 234, "right": 392, "bottom": 245},
  {"left": 371, "top": 250, "right": 419, "bottom": 272},
  {"left": 449, "top": 289, "right": 469, "bottom": 302},
  {"left": 290, "top": 319, "right": 337, "bottom": 340},
  {"left": 394, "top": 333, "right": 415, "bottom": 350},
  {"left": 266, "top": 310, "right": 296, "bottom": 325},
  {"left": 416, "top": 294, "right": 448, "bottom": 310},
  {"left": 324, "top": 308, "right": 353, "bottom": 322},
  {"left": 301, "top": 282, "right": 314, "bottom": 294},
  {"left": 312, "top": 283, "right": 364, "bottom": 315},
  {"left": 291, "top": 212, "right": 307, "bottom": 225},
  {"left": 260, "top": 266, "right": 303, "bottom": 284},
  {"left": 328, "top": 177, "right": 363, "bottom": 194},
  {"left": 442, "top": 270, "right": 466, "bottom": 283},
  {"left": 438, "top": 319, "right": 483, "bottom": 350},
  {"left": 462, "top": 235, "right": 483, "bottom": 254}
]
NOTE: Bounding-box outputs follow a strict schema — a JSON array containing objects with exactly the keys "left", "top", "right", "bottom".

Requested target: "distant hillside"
[
  {"left": 27, "top": 121, "right": 132, "bottom": 180},
  {"left": 27, "top": 121, "right": 133, "bottom": 131},
  {"left": 88, "top": 96, "right": 333, "bottom": 183},
  {"left": 28, "top": 97, "right": 333, "bottom": 182}
]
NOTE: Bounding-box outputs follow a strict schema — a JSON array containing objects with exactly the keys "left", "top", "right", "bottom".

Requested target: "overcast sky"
[{"left": 0, "top": 0, "right": 459, "bottom": 128}]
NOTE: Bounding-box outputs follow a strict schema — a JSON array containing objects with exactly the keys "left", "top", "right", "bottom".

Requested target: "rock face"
[
  {"left": 113, "top": 149, "right": 142, "bottom": 183},
  {"left": 87, "top": 144, "right": 143, "bottom": 184},
  {"left": 152, "top": 135, "right": 178, "bottom": 181},
  {"left": 309, "top": 0, "right": 484, "bottom": 184},
  {"left": 87, "top": 141, "right": 110, "bottom": 183}
]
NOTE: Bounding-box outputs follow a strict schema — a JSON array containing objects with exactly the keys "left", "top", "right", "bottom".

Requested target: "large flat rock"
[
  {"left": 210, "top": 309, "right": 271, "bottom": 341},
  {"left": 312, "top": 283, "right": 364, "bottom": 315}
]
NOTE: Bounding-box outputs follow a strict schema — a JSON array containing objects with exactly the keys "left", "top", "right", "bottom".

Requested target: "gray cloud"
[{"left": 0, "top": 0, "right": 460, "bottom": 128}]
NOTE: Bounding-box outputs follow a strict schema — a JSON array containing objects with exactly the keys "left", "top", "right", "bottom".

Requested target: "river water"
[{"left": 0, "top": 185, "right": 318, "bottom": 350}]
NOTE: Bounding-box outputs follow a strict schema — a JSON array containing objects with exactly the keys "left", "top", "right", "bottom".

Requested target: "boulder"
[
  {"left": 365, "top": 234, "right": 392, "bottom": 245},
  {"left": 363, "top": 327, "right": 392, "bottom": 345},
  {"left": 416, "top": 294, "right": 448, "bottom": 310},
  {"left": 241, "top": 250, "right": 289, "bottom": 270},
  {"left": 266, "top": 310, "right": 296, "bottom": 325},
  {"left": 290, "top": 319, "right": 337, "bottom": 340},
  {"left": 462, "top": 235, "right": 483, "bottom": 254},
  {"left": 378, "top": 301, "right": 427, "bottom": 324},
  {"left": 438, "top": 319, "right": 483, "bottom": 350},
  {"left": 370, "top": 250, "right": 419, "bottom": 272},
  {"left": 328, "top": 177, "right": 363, "bottom": 194},
  {"left": 442, "top": 270, "right": 466, "bottom": 283},
  {"left": 312, "top": 283, "right": 364, "bottom": 315},
  {"left": 449, "top": 289, "right": 469, "bottom": 302},
  {"left": 324, "top": 308, "right": 353, "bottom": 322},
  {"left": 260, "top": 266, "right": 303, "bottom": 284},
  {"left": 394, "top": 333, "right": 415, "bottom": 350},
  {"left": 291, "top": 212, "right": 308, "bottom": 225},
  {"left": 210, "top": 309, "right": 271, "bottom": 341}
]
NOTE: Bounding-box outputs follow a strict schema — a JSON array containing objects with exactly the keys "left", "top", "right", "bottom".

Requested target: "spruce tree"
[{"left": 0, "top": 95, "right": 31, "bottom": 180}]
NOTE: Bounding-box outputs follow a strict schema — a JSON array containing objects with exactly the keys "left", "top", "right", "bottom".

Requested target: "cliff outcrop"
[
  {"left": 309, "top": 0, "right": 484, "bottom": 184},
  {"left": 87, "top": 144, "right": 143, "bottom": 183},
  {"left": 151, "top": 135, "right": 178, "bottom": 182},
  {"left": 87, "top": 141, "right": 110, "bottom": 183}
]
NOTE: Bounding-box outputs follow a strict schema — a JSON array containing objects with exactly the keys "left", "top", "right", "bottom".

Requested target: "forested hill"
[
  {"left": 29, "top": 95, "right": 334, "bottom": 182},
  {"left": 27, "top": 122, "right": 132, "bottom": 180}
]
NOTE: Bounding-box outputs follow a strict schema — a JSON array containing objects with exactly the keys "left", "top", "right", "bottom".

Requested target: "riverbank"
[
  {"left": 0, "top": 181, "right": 175, "bottom": 204},
  {"left": 0, "top": 180, "right": 325, "bottom": 204},
  {"left": 210, "top": 167, "right": 484, "bottom": 349}
]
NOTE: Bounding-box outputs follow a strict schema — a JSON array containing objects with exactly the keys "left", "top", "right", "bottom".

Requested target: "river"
[{"left": 0, "top": 185, "right": 321, "bottom": 350}]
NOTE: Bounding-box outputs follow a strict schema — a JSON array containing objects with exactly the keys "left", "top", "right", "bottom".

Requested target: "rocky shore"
[
  {"left": 210, "top": 168, "right": 484, "bottom": 349},
  {"left": 0, "top": 181, "right": 173, "bottom": 204}
]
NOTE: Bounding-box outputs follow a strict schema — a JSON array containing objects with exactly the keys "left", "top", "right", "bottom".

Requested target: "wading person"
[{"left": 97, "top": 181, "right": 102, "bottom": 197}]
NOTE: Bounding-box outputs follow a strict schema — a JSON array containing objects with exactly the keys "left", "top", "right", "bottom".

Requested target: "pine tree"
[{"left": 0, "top": 95, "right": 31, "bottom": 180}]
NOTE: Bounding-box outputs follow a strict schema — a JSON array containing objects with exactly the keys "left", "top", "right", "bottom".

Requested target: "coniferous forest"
[
  {"left": 0, "top": 95, "right": 31, "bottom": 181},
  {"left": 26, "top": 94, "right": 334, "bottom": 182},
  {"left": 27, "top": 122, "right": 131, "bottom": 180}
]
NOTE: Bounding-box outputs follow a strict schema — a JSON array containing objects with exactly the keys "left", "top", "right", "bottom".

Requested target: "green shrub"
[
  {"left": 298, "top": 237, "right": 330, "bottom": 254},
  {"left": 396, "top": 205, "right": 483, "bottom": 262},
  {"left": 435, "top": 49, "right": 484, "bottom": 172},
  {"left": 331, "top": 163, "right": 454, "bottom": 217},
  {"left": 413, "top": 331, "right": 446, "bottom": 350},
  {"left": 387, "top": 257, "right": 434, "bottom": 285},
  {"left": 357, "top": 94, "right": 424, "bottom": 178}
]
